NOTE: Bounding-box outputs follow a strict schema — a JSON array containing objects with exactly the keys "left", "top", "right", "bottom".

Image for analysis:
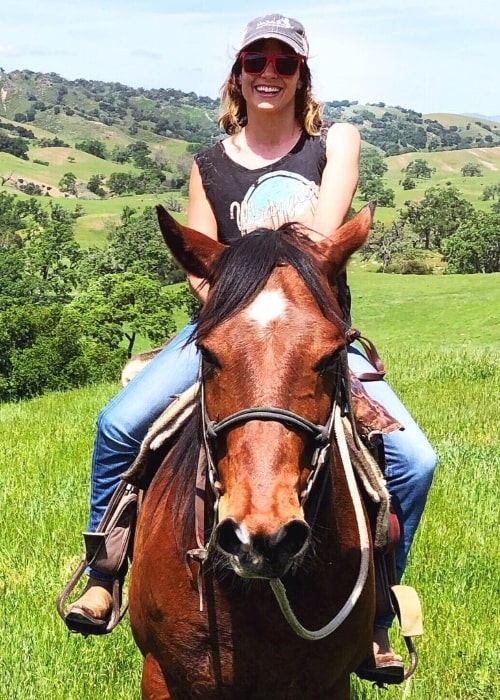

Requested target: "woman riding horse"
[{"left": 64, "top": 12, "right": 436, "bottom": 686}]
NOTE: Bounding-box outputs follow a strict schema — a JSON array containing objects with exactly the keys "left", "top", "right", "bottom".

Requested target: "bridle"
[
  {"left": 200, "top": 353, "right": 345, "bottom": 522},
  {"left": 187, "top": 347, "right": 370, "bottom": 640}
]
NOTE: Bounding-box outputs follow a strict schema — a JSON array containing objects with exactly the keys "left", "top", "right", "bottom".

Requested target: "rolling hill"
[
  {"left": 371, "top": 146, "right": 500, "bottom": 224},
  {"left": 1, "top": 68, "right": 499, "bottom": 244},
  {"left": 2, "top": 69, "right": 500, "bottom": 154}
]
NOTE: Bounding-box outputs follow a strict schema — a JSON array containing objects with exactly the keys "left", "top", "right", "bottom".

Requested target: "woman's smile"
[{"left": 253, "top": 84, "right": 283, "bottom": 97}]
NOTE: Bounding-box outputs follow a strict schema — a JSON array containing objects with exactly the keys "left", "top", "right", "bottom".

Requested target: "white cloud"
[{"left": 0, "top": 44, "right": 20, "bottom": 57}]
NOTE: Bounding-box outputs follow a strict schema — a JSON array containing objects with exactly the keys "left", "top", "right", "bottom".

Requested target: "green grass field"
[{"left": 0, "top": 270, "right": 498, "bottom": 699}]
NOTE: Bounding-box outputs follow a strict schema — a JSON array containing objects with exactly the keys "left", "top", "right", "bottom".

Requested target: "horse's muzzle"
[{"left": 214, "top": 518, "right": 311, "bottom": 579}]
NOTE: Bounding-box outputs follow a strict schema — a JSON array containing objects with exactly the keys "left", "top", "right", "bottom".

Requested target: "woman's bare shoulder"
[{"left": 325, "top": 121, "right": 361, "bottom": 145}]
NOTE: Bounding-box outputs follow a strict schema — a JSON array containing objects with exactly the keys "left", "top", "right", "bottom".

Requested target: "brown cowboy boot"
[
  {"left": 356, "top": 626, "right": 404, "bottom": 685},
  {"left": 65, "top": 577, "right": 114, "bottom": 630}
]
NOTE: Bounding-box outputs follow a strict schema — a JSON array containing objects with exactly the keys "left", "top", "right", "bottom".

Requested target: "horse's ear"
[
  {"left": 156, "top": 205, "right": 226, "bottom": 278},
  {"left": 317, "top": 202, "right": 375, "bottom": 276}
]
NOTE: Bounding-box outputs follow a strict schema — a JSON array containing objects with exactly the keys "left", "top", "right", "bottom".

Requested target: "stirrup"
[
  {"left": 356, "top": 655, "right": 405, "bottom": 686},
  {"left": 58, "top": 572, "right": 124, "bottom": 636},
  {"left": 57, "top": 481, "right": 140, "bottom": 636},
  {"left": 356, "top": 584, "right": 423, "bottom": 687},
  {"left": 358, "top": 515, "right": 423, "bottom": 687}
]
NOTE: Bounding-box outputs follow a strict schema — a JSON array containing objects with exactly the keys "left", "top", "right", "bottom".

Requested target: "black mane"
[
  {"left": 195, "top": 223, "right": 347, "bottom": 342},
  {"left": 161, "top": 224, "right": 347, "bottom": 550}
]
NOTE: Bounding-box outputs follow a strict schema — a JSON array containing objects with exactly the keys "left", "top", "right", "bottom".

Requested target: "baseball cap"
[{"left": 239, "top": 14, "right": 309, "bottom": 57}]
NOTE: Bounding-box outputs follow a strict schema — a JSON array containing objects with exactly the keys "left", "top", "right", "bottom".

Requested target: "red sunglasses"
[{"left": 240, "top": 51, "right": 303, "bottom": 78}]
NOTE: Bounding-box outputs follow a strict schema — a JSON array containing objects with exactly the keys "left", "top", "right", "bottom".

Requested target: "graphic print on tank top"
[{"left": 229, "top": 170, "right": 320, "bottom": 235}]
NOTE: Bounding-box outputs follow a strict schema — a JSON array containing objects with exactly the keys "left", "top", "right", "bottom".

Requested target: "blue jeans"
[
  {"left": 88, "top": 321, "right": 200, "bottom": 537},
  {"left": 88, "top": 325, "right": 437, "bottom": 627}
]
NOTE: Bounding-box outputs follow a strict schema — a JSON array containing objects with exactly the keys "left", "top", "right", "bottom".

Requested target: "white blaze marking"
[{"left": 245, "top": 290, "right": 287, "bottom": 327}]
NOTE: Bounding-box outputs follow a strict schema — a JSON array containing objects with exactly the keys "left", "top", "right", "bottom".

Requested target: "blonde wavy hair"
[{"left": 219, "top": 51, "right": 323, "bottom": 136}]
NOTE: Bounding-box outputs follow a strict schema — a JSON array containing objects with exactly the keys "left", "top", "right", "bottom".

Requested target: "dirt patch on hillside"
[
  {"left": 394, "top": 154, "right": 413, "bottom": 167},
  {"left": 466, "top": 149, "right": 499, "bottom": 170},
  {"left": 2, "top": 173, "right": 69, "bottom": 198},
  {"left": 478, "top": 161, "right": 498, "bottom": 171},
  {"left": 30, "top": 147, "right": 79, "bottom": 166}
]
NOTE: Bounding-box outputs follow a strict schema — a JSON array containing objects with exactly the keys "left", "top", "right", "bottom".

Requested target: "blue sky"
[{"left": 0, "top": 0, "right": 498, "bottom": 117}]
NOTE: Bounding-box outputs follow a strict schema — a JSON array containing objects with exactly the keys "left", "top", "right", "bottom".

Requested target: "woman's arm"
[
  {"left": 311, "top": 122, "right": 361, "bottom": 240},
  {"left": 185, "top": 160, "right": 219, "bottom": 303}
]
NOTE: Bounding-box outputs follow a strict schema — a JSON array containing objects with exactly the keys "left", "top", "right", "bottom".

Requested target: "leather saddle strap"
[
  {"left": 184, "top": 449, "right": 209, "bottom": 610},
  {"left": 194, "top": 448, "right": 208, "bottom": 549},
  {"left": 346, "top": 328, "right": 386, "bottom": 382},
  {"left": 375, "top": 511, "right": 400, "bottom": 619}
]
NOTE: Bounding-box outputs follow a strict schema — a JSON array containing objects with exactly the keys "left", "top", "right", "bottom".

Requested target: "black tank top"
[
  {"left": 195, "top": 130, "right": 327, "bottom": 244},
  {"left": 194, "top": 129, "right": 351, "bottom": 321}
]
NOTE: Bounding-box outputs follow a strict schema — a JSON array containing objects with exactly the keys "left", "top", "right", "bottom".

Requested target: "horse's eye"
[
  {"left": 198, "top": 345, "right": 221, "bottom": 369},
  {"left": 314, "top": 350, "right": 341, "bottom": 375}
]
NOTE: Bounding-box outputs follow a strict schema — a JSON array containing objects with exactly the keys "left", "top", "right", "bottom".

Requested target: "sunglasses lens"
[
  {"left": 242, "top": 54, "right": 267, "bottom": 74},
  {"left": 241, "top": 53, "right": 301, "bottom": 77},
  {"left": 275, "top": 56, "right": 300, "bottom": 76}
]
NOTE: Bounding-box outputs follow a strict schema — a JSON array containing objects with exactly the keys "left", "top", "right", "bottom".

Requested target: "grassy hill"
[
  {"left": 0, "top": 68, "right": 220, "bottom": 146},
  {"left": 2, "top": 69, "right": 499, "bottom": 153},
  {"left": 323, "top": 101, "right": 500, "bottom": 153},
  {"left": 369, "top": 146, "right": 500, "bottom": 225},
  {"left": 0, "top": 145, "right": 138, "bottom": 190},
  {"left": 2, "top": 138, "right": 498, "bottom": 247}
]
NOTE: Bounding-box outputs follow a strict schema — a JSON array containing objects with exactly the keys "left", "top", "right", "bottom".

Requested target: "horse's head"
[{"left": 157, "top": 204, "right": 374, "bottom": 579}]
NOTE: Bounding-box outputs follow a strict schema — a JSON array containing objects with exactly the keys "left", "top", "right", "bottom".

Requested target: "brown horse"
[{"left": 129, "top": 204, "right": 376, "bottom": 699}]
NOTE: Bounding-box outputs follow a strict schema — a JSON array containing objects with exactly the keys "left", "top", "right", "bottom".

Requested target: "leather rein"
[{"left": 186, "top": 350, "right": 371, "bottom": 639}]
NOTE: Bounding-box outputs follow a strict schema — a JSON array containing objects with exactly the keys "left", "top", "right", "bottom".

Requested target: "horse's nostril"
[
  {"left": 216, "top": 518, "right": 242, "bottom": 556},
  {"left": 274, "top": 520, "right": 310, "bottom": 559},
  {"left": 215, "top": 518, "right": 311, "bottom": 570}
]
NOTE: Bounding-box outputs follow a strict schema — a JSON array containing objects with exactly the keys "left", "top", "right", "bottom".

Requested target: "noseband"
[{"left": 205, "top": 406, "right": 332, "bottom": 445}]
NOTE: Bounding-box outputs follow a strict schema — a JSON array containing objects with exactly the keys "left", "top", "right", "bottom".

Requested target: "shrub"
[
  {"left": 383, "top": 255, "right": 433, "bottom": 275},
  {"left": 402, "top": 176, "right": 416, "bottom": 190},
  {"left": 18, "top": 182, "right": 44, "bottom": 196}
]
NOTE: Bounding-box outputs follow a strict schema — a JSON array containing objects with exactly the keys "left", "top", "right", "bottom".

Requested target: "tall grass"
[
  {"left": 0, "top": 273, "right": 498, "bottom": 699},
  {"left": 351, "top": 345, "right": 499, "bottom": 700}
]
